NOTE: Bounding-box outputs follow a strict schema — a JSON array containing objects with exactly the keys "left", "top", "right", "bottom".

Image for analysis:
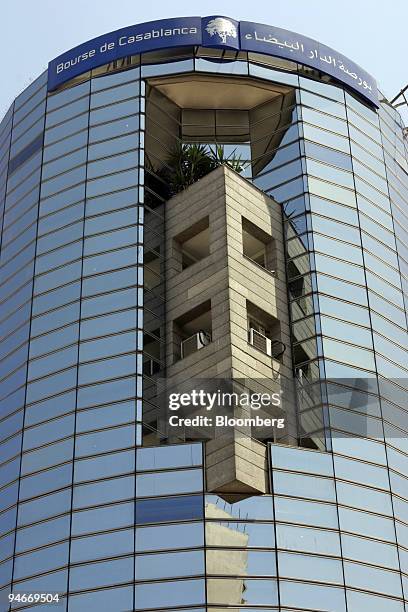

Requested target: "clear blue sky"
[{"left": 1, "top": 0, "right": 407, "bottom": 118}]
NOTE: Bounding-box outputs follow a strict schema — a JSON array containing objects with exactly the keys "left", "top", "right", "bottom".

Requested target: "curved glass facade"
[{"left": 0, "top": 25, "right": 407, "bottom": 611}]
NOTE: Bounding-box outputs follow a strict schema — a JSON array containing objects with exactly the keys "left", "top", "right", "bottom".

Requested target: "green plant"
[
  {"left": 164, "top": 142, "right": 246, "bottom": 195},
  {"left": 208, "top": 144, "right": 245, "bottom": 174}
]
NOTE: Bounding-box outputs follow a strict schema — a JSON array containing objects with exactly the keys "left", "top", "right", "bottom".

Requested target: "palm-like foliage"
[
  {"left": 164, "top": 142, "right": 246, "bottom": 196},
  {"left": 165, "top": 143, "right": 216, "bottom": 195},
  {"left": 208, "top": 144, "right": 245, "bottom": 174}
]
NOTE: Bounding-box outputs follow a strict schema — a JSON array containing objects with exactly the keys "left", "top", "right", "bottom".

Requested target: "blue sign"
[
  {"left": 47, "top": 16, "right": 378, "bottom": 107},
  {"left": 201, "top": 16, "right": 239, "bottom": 50},
  {"left": 47, "top": 17, "right": 202, "bottom": 91},
  {"left": 239, "top": 22, "right": 376, "bottom": 105}
]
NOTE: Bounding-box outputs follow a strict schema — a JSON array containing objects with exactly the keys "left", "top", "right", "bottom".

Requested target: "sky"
[{"left": 1, "top": 0, "right": 408, "bottom": 119}]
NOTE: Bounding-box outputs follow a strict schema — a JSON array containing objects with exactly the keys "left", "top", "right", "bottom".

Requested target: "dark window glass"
[
  {"left": 10, "top": 119, "right": 44, "bottom": 158},
  {"left": 136, "top": 495, "right": 203, "bottom": 524},
  {"left": 12, "top": 567, "right": 67, "bottom": 595},
  {"left": 8, "top": 134, "right": 44, "bottom": 176},
  {"left": 32, "top": 282, "right": 80, "bottom": 316},
  {"left": 0, "top": 482, "right": 19, "bottom": 513}
]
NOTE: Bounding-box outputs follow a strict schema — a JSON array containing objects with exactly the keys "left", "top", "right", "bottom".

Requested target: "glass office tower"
[{"left": 0, "top": 16, "right": 408, "bottom": 612}]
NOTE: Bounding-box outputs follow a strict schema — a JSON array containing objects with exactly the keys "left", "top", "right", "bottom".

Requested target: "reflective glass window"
[
  {"left": 74, "top": 449, "right": 134, "bottom": 483},
  {"left": 280, "top": 580, "right": 346, "bottom": 611},
  {"left": 13, "top": 542, "right": 69, "bottom": 580},
  {"left": 338, "top": 506, "right": 396, "bottom": 541},
  {"left": 276, "top": 524, "right": 340, "bottom": 555},
  {"left": 71, "top": 502, "right": 134, "bottom": 535},
  {"left": 206, "top": 521, "right": 275, "bottom": 547},
  {"left": 205, "top": 494, "right": 273, "bottom": 520},
  {"left": 342, "top": 533, "right": 399, "bottom": 569},
  {"left": 75, "top": 424, "right": 135, "bottom": 457},
  {"left": 70, "top": 529, "right": 133, "bottom": 563},
  {"left": 136, "top": 522, "right": 204, "bottom": 552},
  {"left": 135, "top": 550, "right": 204, "bottom": 580},
  {"left": 136, "top": 469, "right": 203, "bottom": 497},
  {"left": 273, "top": 471, "right": 335, "bottom": 502},
  {"left": 336, "top": 481, "right": 392, "bottom": 514},
  {"left": 136, "top": 444, "right": 202, "bottom": 471},
  {"left": 135, "top": 579, "right": 205, "bottom": 609},
  {"left": 69, "top": 556, "right": 133, "bottom": 590},
  {"left": 68, "top": 586, "right": 133, "bottom": 612},
  {"left": 206, "top": 578, "right": 278, "bottom": 605}
]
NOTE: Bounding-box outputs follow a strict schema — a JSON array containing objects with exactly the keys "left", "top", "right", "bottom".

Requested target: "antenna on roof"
[{"left": 390, "top": 84, "right": 408, "bottom": 134}]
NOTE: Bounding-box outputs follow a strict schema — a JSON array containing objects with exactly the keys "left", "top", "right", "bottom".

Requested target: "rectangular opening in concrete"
[
  {"left": 174, "top": 216, "right": 210, "bottom": 271},
  {"left": 247, "top": 300, "right": 285, "bottom": 360},
  {"left": 242, "top": 216, "right": 276, "bottom": 273},
  {"left": 173, "top": 300, "right": 212, "bottom": 361}
]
